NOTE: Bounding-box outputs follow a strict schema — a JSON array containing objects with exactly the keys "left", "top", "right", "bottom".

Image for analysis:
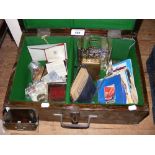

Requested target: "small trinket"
[
  {"left": 25, "top": 81, "right": 48, "bottom": 102},
  {"left": 28, "top": 61, "right": 44, "bottom": 82},
  {"left": 48, "top": 84, "right": 66, "bottom": 102}
]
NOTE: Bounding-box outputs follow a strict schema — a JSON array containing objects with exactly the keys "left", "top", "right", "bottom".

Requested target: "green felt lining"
[
  {"left": 23, "top": 19, "right": 136, "bottom": 30},
  {"left": 9, "top": 36, "right": 144, "bottom": 106},
  {"left": 9, "top": 36, "right": 74, "bottom": 104}
]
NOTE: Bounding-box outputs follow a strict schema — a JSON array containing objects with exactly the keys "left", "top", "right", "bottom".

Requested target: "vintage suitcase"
[{"left": 2, "top": 19, "right": 149, "bottom": 130}]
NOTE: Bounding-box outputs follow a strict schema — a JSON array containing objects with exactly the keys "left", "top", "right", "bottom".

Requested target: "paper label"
[
  {"left": 6, "top": 107, "right": 10, "bottom": 112},
  {"left": 71, "top": 29, "right": 85, "bottom": 36},
  {"left": 128, "top": 105, "right": 137, "bottom": 111},
  {"left": 104, "top": 84, "right": 115, "bottom": 103},
  {"left": 41, "top": 102, "right": 50, "bottom": 108}
]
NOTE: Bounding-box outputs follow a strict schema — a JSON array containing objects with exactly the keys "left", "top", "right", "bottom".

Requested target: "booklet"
[
  {"left": 70, "top": 67, "right": 96, "bottom": 103},
  {"left": 112, "top": 59, "right": 138, "bottom": 104},
  {"left": 97, "top": 59, "right": 138, "bottom": 104},
  {"left": 112, "top": 59, "right": 133, "bottom": 77},
  {"left": 97, "top": 74, "right": 126, "bottom": 104},
  {"left": 28, "top": 43, "right": 67, "bottom": 62}
]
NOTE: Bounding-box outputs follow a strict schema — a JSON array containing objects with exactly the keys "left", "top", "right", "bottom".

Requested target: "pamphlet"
[{"left": 28, "top": 43, "right": 67, "bottom": 61}]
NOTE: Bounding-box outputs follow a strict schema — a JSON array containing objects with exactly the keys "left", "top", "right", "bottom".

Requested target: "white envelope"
[
  {"left": 45, "top": 43, "right": 67, "bottom": 62},
  {"left": 46, "top": 60, "right": 67, "bottom": 77},
  {"left": 28, "top": 43, "right": 67, "bottom": 61}
]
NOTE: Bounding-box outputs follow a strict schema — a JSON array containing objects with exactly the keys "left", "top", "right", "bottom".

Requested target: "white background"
[{"left": 0, "top": 0, "right": 155, "bottom": 18}]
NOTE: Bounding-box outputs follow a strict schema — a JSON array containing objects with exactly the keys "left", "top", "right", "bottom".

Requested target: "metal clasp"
[{"left": 70, "top": 106, "right": 80, "bottom": 124}]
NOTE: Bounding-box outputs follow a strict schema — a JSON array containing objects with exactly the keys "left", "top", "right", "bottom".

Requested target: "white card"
[
  {"left": 71, "top": 29, "right": 85, "bottom": 36},
  {"left": 128, "top": 105, "right": 137, "bottom": 111},
  {"left": 45, "top": 43, "right": 67, "bottom": 62},
  {"left": 27, "top": 48, "right": 46, "bottom": 61},
  {"left": 46, "top": 61, "right": 67, "bottom": 77},
  {"left": 41, "top": 102, "right": 50, "bottom": 108}
]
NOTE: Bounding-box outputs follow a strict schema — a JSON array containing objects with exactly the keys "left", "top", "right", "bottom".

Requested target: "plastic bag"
[
  {"left": 28, "top": 61, "right": 44, "bottom": 82},
  {"left": 25, "top": 81, "right": 48, "bottom": 102}
]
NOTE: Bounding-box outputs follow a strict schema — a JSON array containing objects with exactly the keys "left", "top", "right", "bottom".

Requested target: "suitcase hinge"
[
  {"left": 37, "top": 28, "right": 51, "bottom": 36},
  {"left": 107, "top": 30, "right": 122, "bottom": 38}
]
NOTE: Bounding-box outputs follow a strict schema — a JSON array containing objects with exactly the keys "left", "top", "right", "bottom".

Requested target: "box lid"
[{"left": 23, "top": 19, "right": 136, "bottom": 30}]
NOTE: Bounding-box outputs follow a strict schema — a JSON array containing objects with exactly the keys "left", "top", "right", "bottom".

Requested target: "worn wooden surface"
[{"left": 0, "top": 19, "right": 155, "bottom": 134}]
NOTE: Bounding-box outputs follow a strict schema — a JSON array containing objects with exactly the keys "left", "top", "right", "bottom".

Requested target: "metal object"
[
  {"left": 37, "top": 28, "right": 51, "bottom": 36},
  {"left": 3, "top": 108, "right": 39, "bottom": 131},
  {"left": 108, "top": 30, "right": 122, "bottom": 38},
  {"left": 54, "top": 113, "right": 97, "bottom": 129},
  {"left": 54, "top": 106, "right": 97, "bottom": 129}
]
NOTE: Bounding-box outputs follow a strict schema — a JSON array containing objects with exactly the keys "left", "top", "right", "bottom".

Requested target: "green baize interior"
[{"left": 9, "top": 36, "right": 144, "bottom": 106}]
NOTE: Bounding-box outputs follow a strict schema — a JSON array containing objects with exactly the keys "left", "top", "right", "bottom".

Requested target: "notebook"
[{"left": 70, "top": 67, "right": 96, "bottom": 103}]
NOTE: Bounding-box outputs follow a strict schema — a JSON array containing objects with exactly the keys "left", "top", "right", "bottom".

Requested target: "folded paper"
[{"left": 28, "top": 43, "right": 67, "bottom": 62}]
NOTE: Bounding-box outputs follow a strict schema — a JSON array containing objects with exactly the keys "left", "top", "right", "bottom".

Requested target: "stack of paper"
[
  {"left": 112, "top": 59, "right": 138, "bottom": 104},
  {"left": 27, "top": 43, "right": 68, "bottom": 83},
  {"left": 97, "top": 59, "right": 138, "bottom": 104}
]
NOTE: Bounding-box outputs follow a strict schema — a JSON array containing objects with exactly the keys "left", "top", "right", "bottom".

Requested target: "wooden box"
[{"left": 3, "top": 19, "right": 149, "bottom": 130}]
